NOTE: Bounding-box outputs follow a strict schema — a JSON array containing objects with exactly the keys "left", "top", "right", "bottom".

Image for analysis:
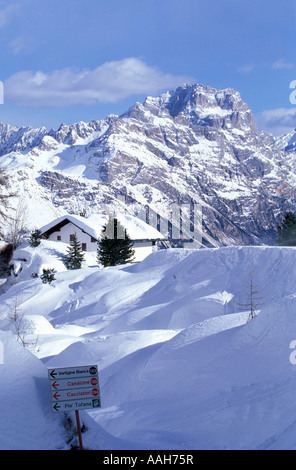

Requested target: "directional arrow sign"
[
  {"left": 48, "top": 365, "right": 101, "bottom": 412},
  {"left": 51, "top": 399, "right": 101, "bottom": 413},
  {"left": 51, "top": 387, "right": 100, "bottom": 401},
  {"left": 52, "top": 391, "right": 61, "bottom": 400},
  {"left": 50, "top": 376, "right": 98, "bottom": 391},
  {"left": 49, "top": 370, "right": 57, "bottom": 379},
  {"left": 51, "top": 381, "right": 59, "bottom": 390},
  {"left": 52, "top": 403, "right": 61, "bottom": 412},
  {"left": 48, "top": 365, "right": 98, "bottom": 380}
]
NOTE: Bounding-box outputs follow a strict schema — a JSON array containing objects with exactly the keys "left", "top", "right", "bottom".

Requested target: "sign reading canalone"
[{"left": 48, "top": 365, "right": 101, "bottom": 412}]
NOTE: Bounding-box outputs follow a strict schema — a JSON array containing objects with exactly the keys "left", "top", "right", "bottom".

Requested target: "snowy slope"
[
  {"left": 1, "top": 243, "right": 296, "bottom": 449},
  {"left": 0, "top": 329, "right": 134, "bottom": 450}
]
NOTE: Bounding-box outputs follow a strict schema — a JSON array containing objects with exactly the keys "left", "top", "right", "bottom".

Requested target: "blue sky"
[{"left": 0, "top": 0, "right": 295, "bottom": 135}]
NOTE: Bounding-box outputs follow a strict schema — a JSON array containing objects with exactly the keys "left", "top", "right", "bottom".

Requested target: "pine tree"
[
  {"left": 28, "top": 229, "right": 42, "bottom": 247},
  {"left": 97, "top": 217, "right": 135, "bottom": 267},
  {"left": 64, "top": 233, "right": 85, "bottom": 269},
  {"left": 278, "top": 211, "right": 296, "bottom": 246},
  {"left": 40, "top": 268, "right": 56, "bottom": 284}
]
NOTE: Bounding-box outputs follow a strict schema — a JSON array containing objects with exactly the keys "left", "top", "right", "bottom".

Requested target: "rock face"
[{"left": 0, "top": 83, "right": 296, "bottom": 246}]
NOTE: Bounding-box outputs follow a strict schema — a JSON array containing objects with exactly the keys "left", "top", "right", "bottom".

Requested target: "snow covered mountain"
[
  {"left": 276, "top": 128, "right": 296, "bottom": 154},
  {"left": 1, "top": 83, "right": 296, "bottom": 246},
  {"left": 3, "top": 83, "right": 296, "bottom": 451}
]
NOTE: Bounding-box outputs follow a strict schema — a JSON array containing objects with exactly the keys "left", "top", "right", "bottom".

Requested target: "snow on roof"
[
  {"left": 39, "top": 213, "right": 166, "bottom": 241},
  {"left": 40, "top": 214, "right": 99, "bottom": 240}
]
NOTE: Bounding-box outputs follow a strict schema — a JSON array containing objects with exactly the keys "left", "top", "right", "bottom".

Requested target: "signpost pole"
[{"left": 75, "top": 410, "right": 84, "bottom": 450}]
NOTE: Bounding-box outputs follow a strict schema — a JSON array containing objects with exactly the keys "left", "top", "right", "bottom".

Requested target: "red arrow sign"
[
  {"left": 51, "top": 381, "right": 59, "bottom": 390},
  {"left": 53, "top": 392, "right": 61, "bottom": 400}
]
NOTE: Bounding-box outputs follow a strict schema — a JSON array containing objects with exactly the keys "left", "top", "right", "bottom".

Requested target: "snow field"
[{"left": 1, "top": 243, "right": 296, "bottom": 448}]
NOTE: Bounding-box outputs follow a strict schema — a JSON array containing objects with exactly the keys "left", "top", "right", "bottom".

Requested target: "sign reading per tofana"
[{"left": 48, "top": 365, "right": 101, "bottom": 412}]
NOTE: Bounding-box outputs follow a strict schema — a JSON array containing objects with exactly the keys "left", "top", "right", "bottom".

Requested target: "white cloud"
[
  {"left": 237, "top": 64, "right": 255, "bottom": 74},
  {"left": 0, "top": 2, "right": 19, "bottom": 28},
  {"left": 238, "top": 59, "right": 295, "bottom": 75},
  {"left": 9, "top": 35, "right": 34, "bottom": 54},
  {"left": 4, "top": 58, "right": 195, "bottom": 107},
  {"left": 272, "top": 58, "right": 294, "bottom": 70},
  {"left": 255, "top": 107, "right": 296, "bottom": 136}
]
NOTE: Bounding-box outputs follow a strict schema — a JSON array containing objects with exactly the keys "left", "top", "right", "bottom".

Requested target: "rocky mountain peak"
[
  {"left": 48, "top": 115, "right": 119, "bottom": 146},
  {"left": 163, "top": 84, "right": 244, "bottom": 115},
  {"left": 276, "top": 128, "right": 296, "bottom": 153},
  {"left": 0, "top": 123, "right": 48, "bottom": 156},
  {"left": 125, "top": 83, "right": 256, "bottom": 134},
  {"left": 0, "top": 83, "right": 295, "bottom": 247}
]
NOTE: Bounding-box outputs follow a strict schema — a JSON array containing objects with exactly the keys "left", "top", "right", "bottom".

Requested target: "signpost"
[{"left": 48, "top": 365, "right": 101, "bottom": 449}]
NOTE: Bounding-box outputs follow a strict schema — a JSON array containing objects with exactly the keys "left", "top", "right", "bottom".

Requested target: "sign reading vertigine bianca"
[{"left": 48, "top": 365, "right": 101, "bottom": 412}]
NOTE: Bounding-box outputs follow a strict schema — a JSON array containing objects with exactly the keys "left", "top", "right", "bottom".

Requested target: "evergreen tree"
[
  {"left": 64, "top": 233, "right": 85, "bottom": 269},
  {"left": 40, "top": 268, "right": 56, "bottom": 284},
  {"left": 28, "top": 229, "right": 42, "bottom": 247},
  {"left": 97, "top": 217, "right": 135, "bottom": 267},
  {"left": 278, "top": 211, "right": 296, "bottom": 246}
]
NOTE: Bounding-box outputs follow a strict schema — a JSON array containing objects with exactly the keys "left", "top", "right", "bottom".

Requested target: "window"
[
  {"left": 82, "top": 243, "right": 87, "bottom": 251},
  {"left": 91, "top": 236, "right": 96, "bottom": 243},
  {"left": 57, "top": 235, "right": 61, "bottom": 241},
  {"left": 70, "top": 234, "right": 75, "bottom": 242}
]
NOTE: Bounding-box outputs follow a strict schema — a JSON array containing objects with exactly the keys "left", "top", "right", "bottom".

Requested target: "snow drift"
[{"left": 1, "top": 243, "right": 296, "bottom": 449}]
